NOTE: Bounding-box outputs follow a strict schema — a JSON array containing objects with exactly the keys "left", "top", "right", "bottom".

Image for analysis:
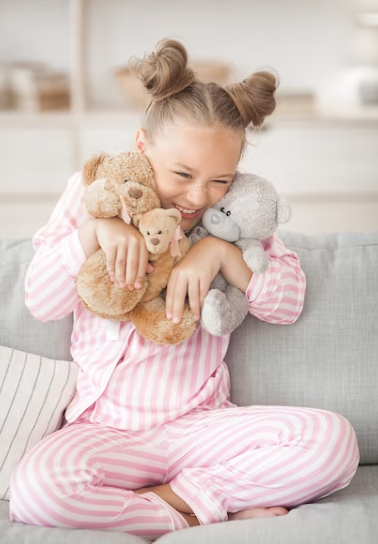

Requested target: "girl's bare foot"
[{"left": 229, "top": 507, "right": 289, "bottom": 521}]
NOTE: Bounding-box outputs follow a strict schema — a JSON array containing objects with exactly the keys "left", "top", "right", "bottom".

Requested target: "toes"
[{"left": 270, "top": 507, "right": 289, "bottom": 516}]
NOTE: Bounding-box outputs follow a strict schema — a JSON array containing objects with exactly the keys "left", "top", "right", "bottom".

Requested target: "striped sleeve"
[
  {"left": 245, "top": 233, "right": 306, "bottom": 325},
  {"left": 25, "top": 172, "right": 87, "bottom": 322}
]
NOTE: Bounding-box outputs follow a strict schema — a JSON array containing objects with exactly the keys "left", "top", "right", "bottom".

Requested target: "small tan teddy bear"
[
  {"left": 76, "top": 151, "right": 197, "bottom": 345},
  {"left": 128, "top": 207, "right": 197, "bottom": 345}
]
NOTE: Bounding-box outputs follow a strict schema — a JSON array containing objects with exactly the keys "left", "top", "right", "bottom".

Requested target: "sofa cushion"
[
  {"left": 0, "top": 239, "right": 73, "bottom": 360},
  {"left": 0, "top": 345, "right": 78, "bottom": 501},
  {"left": 226, "top": 230, "right": 378, "bottom": 465}
]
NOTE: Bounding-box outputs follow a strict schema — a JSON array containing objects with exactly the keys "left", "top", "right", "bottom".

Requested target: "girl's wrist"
[{"left": 217, "top": 239, "right": 253, "bottom": 292}]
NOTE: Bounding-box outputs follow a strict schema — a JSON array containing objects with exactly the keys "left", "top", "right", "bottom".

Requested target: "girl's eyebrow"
[{"left": 174, "top": 163, "right": 233, "bottom": 179}]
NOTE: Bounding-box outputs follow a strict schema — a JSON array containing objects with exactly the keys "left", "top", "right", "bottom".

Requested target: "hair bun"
[
  {"left": 225, "top": 71, "right": 278, "bottom": 127},
  {"left": 129, "top": 39, "right": 195, "bottom": 101}
]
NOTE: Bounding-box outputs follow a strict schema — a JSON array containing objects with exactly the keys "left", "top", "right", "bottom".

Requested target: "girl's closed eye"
[{"left": 175, "top": 172, "right": 229, "bottom": 184}]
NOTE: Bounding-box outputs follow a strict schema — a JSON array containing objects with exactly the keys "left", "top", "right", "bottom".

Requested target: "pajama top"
[{"left": 25, "top": 172, "right": 306, "bottom": 431}]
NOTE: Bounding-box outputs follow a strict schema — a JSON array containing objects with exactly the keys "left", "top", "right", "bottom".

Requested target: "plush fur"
[
  {"left": 76, "top": 151, "right": 197, "bottom": 344},
  {"left": 190, "top": 172, "right": 292, "bottom": 336}
]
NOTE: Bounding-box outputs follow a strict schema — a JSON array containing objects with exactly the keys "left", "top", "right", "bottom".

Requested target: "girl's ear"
[{"left": 135, "top": 128, "right": 147, "bottom": 153}]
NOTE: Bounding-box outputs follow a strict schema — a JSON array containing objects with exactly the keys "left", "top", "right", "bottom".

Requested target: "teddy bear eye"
[
  {"left": 147, "top": 231, "right": 150, "bottom": 235},
  {"left": 123, "top": 179, "right": 128, "bottom": 184},
  {"left": 158, "top": 230, "right": 162, "bottom": 235},
  {"left": 226, "top": 211, "right": 231, "bottom": 216},
  {"left": 220, "top": 207, "right": 225, "bottom": 213}
]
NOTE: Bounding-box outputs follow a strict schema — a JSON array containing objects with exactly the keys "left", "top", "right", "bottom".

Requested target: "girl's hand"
[
  {"left": 165, "top": 237, "right": 226, "bottom": 323},
  {"left": 95, "top": 217, "right": 153, "bottom": 290}
]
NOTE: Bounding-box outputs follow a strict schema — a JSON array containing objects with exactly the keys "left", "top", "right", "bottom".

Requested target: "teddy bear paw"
[{"left": 201, "top": 289, "right": 232, "bottom": 336}]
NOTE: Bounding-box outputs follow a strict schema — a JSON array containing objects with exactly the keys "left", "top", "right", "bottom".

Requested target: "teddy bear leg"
[
  {"left": 201, "top": 286, "right": 249, "bottom": 336},
  {"left": 129, "top": 297, "right": 197, "bottom": 345},
  {"left": 77, "top": 249, "right": 147, "bottom": 320}
]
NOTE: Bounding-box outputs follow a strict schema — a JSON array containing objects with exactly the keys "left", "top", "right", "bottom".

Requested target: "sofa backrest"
[
  {"left": 0, "top": 240, "right": 73, "bottom": 361},
  {"left": 0, "top": 232, "right": 377, "bottom": 465}
]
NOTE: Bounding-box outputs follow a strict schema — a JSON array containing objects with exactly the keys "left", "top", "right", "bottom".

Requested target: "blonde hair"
[{"left": 129, "top": 38, "right": 278, "bottom": 153}]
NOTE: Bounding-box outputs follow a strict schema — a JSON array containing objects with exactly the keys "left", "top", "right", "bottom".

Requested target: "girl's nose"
[{"left": 185, "top": 183, "right": 210, "bottom": 209}]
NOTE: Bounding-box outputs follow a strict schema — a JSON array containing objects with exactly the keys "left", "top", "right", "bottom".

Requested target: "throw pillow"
[{"left": 0, "top": 345, "right": 78, "bottom": 501}]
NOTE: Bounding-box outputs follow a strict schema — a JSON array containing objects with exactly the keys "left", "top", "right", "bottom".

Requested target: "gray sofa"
[{"left": 0, "top": 230, "right": 377, "bottom": 544}]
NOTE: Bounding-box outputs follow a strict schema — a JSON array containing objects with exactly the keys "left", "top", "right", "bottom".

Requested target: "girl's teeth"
[{"left": 176, "top": 205, "right": 197, "bottom": 214}]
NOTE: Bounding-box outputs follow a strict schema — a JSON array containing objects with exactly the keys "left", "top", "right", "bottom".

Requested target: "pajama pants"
[{"left": 9, "top": 405, "right": 359, "bottom": 541}]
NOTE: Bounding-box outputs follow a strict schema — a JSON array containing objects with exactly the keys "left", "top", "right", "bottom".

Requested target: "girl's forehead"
[{"left": 153, "top": 123, "right": 243, "bottom": 166}]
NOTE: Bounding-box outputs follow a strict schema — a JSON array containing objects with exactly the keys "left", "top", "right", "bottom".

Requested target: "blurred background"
[{"left": 0, "top": 0, "right": 377, "bottom": 237}]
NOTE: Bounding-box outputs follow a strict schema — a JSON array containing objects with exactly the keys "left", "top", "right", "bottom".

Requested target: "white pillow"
[{"left": 0, "top": 345, "right": 78, "bottom": 501}]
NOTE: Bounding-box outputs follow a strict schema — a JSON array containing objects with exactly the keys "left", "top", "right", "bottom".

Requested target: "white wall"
[
  {"left": 0, "top": 0, "right": 69, "bottom": 71},
  {"left": 86, "top": 0, "right": 355, "bottom": 108},
  {"left": 0, "top": 0, "right": 355, "bottom": 109}
]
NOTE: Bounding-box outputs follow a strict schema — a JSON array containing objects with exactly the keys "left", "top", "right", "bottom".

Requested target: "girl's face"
[{"left": 135, "top": 122, "right": 243, "bottom": 232}]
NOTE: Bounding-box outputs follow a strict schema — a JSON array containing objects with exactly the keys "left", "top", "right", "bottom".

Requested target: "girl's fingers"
[
  {"left": 171, "top": 277, "right": 189, "bottom": 324},
  {"left": 106, "top": 246, "right": 117, "bottom": 282},
  {"left": 135, "top": 245, "right": 149, "bottom": 289},
  {"left": 188, "top": 279, "right": 201, "bottom": 321},
  {"left": 166, "top": 272, "right": 178, "bottom": 319},
  {"left": 115, "top": 247, "right": 128, "bottom": 287},
  {"left": 199, "top": 276, "right": 210, "bottom": 309},
  {"left": 125, "top": 239, "right": 140, "bottom": 289}
]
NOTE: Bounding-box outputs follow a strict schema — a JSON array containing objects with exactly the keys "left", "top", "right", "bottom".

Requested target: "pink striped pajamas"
[{"left": 9, "top": 172, "right": 360, "bottom": 539}]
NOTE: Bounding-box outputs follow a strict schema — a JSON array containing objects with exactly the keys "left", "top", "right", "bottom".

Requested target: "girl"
[{"left": 9, "top": 39, "right": 359, "bottom": 540}]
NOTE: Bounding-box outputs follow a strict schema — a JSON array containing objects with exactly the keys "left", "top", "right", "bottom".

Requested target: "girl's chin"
[{"left": 180, "top": 216, "right": 202, "bottom": 232}]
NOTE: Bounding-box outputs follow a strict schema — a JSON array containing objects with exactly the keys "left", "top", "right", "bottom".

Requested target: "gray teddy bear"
[{"left": 190, "top": 172, "right": 292, "bottom": 336}]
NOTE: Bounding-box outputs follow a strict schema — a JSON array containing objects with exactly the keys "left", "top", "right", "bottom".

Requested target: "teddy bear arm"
[
  {"left": 141, "top": 251, "right": 175, "bottom": 302},
  {"left": 236, "top": 238, "right": 269, "bottom": 274},
  {"left": 189, "top": 226, "right": 210, "bottom": 245}
]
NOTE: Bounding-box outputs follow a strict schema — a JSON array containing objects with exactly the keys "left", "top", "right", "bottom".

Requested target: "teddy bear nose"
[
  {"left": 129, "top": 188, "right": 143, "bottom": 199},
  {"left": 211, "top": 214, "right": 221, "bottom": 225},
  {"left": 150, "top": 238, "right": 160, "bottom": 246}
]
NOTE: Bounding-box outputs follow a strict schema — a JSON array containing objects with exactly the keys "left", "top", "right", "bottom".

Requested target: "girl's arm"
[
  {"left": 166, "top": 234, "right": 305, "bottom": 325},
  {"left": 221, "top": 233, "right": 306, "bottom": 325},
  {"left": 25, "top": 172, "right": 88, "bottom": 321},
  {"left": 26, "top": 173, "right": 152, "bottom": 323}
]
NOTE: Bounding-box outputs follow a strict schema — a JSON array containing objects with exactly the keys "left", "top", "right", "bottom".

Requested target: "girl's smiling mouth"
[{"left": 174, "top": 204, "right": 202, "bottom": 219}]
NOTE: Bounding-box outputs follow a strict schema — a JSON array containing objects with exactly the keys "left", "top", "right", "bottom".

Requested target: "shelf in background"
[{"left": 1, "top": 103, "right": 378, "bottom": 129}]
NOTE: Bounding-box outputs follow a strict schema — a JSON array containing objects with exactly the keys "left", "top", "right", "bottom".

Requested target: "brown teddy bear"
[
  {"left": 77, "top": 151, "right": 160, "bottom": 320},
  {"left": 76, "top": 151, "right": 197, "bottom": 345}
]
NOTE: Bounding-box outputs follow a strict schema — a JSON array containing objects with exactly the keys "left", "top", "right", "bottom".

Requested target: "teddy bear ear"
[
  {"left": 133, "top": 214, "right": 143, "bottom": 228},
  {"left": 277, "top": 198, "right": 292, "bottom": 224},
  {"left": 168, "top": 208, "right": 183, "bottom": 224},
  {"left": 82, "top": 153, "right": 109, "bottom": 185}
]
